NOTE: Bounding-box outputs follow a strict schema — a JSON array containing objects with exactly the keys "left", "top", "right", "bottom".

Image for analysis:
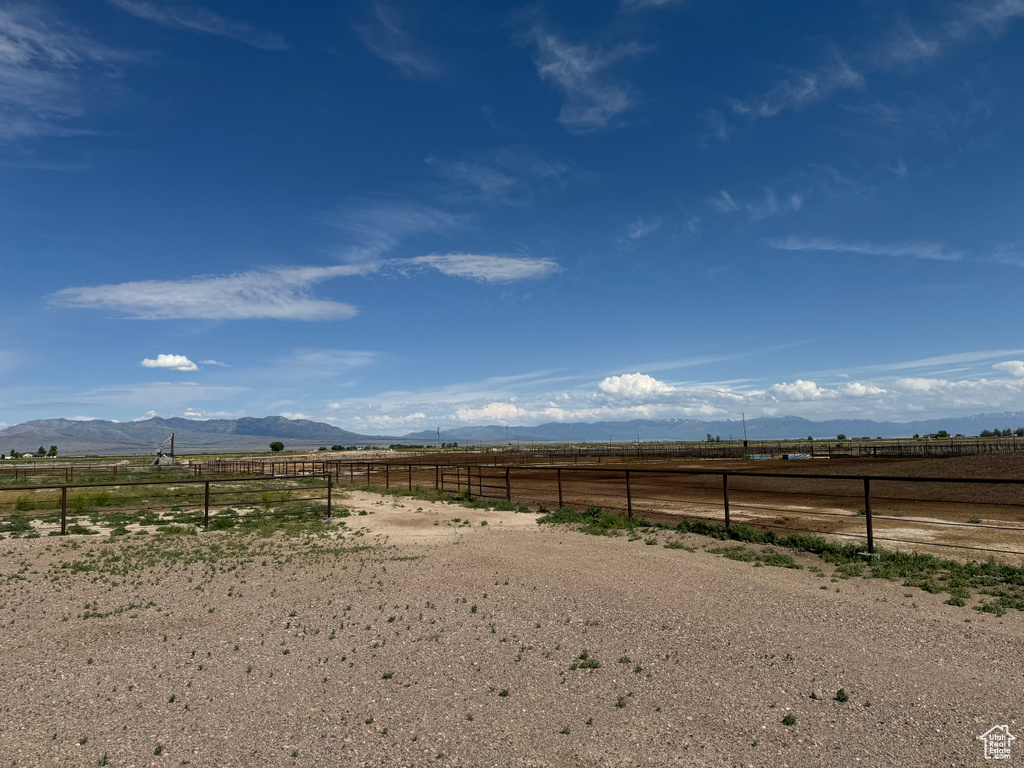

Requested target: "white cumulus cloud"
[
  {"left": 141, "top": 354, "right": 198, "bottom": 372},
  {"left": 455, "top": 402, "right": 528, "bottom": 423},
  {"left": 840, "top": 382, "right": 886, "bottom": 397},
  {"left": 769, "top": 380, "right": 825, "bottom": 401},
  {"left": 993, "top": 360, "right": 1024, "bottom": 378},
  {"left": 599, "top": 372, "right": 674, "bottom": 399}
]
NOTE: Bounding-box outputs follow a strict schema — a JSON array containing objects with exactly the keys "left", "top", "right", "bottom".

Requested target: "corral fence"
[
  {"left": 196, "top": 457, "right": 1024, "bottom": 559},
  {"left": 0, "top": 474, "right": 333, "bottom": 536},
  {"left": 433, "top": 464, "right": 1024, "bottom": 558},
  {"left": 0, "top": 463, "right": 189, "bottom": 486}
]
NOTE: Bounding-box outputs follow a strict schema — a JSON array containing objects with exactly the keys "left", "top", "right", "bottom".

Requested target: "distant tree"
[
  {"left": 913, "top": 434, "right": 920, "bottom": 439},
  {"left": 317, "top": 446, "right": 328, "bottom": 451},
  {"left": 715, "top": 435, "right": 721, "bottom": 442},
  {"left": 269, "top": 442, "right": 284, "bottom": 452},
  {"left": 37, "top": 446, "right": 46, "bottom": 456},
  {"left": 331, "top": 445, "right": 344, "bottom": 451},
  {"left": 836, "top": 434, "right": 847, "bottom": 441},
  {"left": 807, "top": 436, "right": 813, "bottom": 441},
  {"left": 10, "top": 450, "right": 21, "bottom": 458},
  {"left": 1016, "top": 428, "right": 1024, "bottom": 438},
  {"left": 979, "top": 429, "right": 993, "bottom": 438},
  {"left": 1002, "top": 428, "right": 1012, "bottom": 437},
  {"left": 47, "top": 445, "right": 57, "bottom": 457},
  {"left": 936, "top": 430, "right": 949, "bottom": 438},
  {"left": 955, "top": 433, "right": 965, "bottom": 438}
]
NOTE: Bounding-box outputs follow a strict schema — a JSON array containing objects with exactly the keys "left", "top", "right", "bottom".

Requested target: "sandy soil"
[{"left": 0, "top": 489, "right": 1021, "bottom": 767}]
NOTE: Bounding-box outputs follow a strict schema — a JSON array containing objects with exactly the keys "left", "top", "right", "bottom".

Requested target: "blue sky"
[{"left": 3, "top": 0, "right": 1024, "bottom": 434}]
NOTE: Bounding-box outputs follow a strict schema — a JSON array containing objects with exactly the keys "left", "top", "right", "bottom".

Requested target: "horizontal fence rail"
[
  {"left": 5, "top": 452, "right": 1024, "bottom": 559},
  {"left": 192, "top": 457, "right": 1024, "bottom": 559},
  {"left": 0, "top": 475, "right": 333, "bottom": 535},
  {"left": 0, "top": 463, "right": 190, "bottom": 485}
]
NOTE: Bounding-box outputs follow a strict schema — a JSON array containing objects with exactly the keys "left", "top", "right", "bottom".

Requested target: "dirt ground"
[
  {"left": 413, "top": 454, "right": 1024, "bottom": 560},
  {"left": 0, "top": 488, "right": 1021, "bottom": 767}
]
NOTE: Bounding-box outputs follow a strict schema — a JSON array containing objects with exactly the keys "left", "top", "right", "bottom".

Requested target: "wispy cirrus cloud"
[
  {"left": 354, "top": 1, "right": 439, "bottom": 79},
  {"left": 730, "top": 1, "right": 1024, "bottom": 129},
  {"left": 407, "top": 254, "right": 561, "bottom": 283},
  {"left": 52, "top": 265, "right": 373, "bottom": 321},
  {"left": 879, "top": 0, "right": 1024, "bottom": 66},
  {"left": 106, "top": 0, "right": 289, "bottom": 51},
  {"left": 323, "top": 199, "right": 462, "bottom": 258},
  {"left": 622, "top": 216, "right": 663, "bottom": 240},
  {"left": 281, "top": 349, "right": 380, "bottom": 379},
  {"left": 620, "top": 0, "right": 681, "bottom": 11},
  {"left": 731, "top": 53, "right": 865, "bottom": 119},
  {"left": 769, "top": 236, "right": 964, "bottom": 262},
  {"left": 52, "top": 253, "right": 562, "bottom": 321},
  {"left": 0, "top": 5, "right": 126, "bottom": 141},
  {"left": 525, "top": 28, "right": 650, "bottom": 133},
  {"left": 426, "top": 146, "right": 570, "bottom": 204}
]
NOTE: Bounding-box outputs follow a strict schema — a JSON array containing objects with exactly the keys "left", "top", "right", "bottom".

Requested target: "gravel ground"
[{"left": 0, "top": 489, "right": 1021, "bottom": 767}]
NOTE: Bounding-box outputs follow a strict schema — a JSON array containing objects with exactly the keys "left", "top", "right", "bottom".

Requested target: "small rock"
[{"left": 811, "top": 689, "right": 825, "bottom": 700}]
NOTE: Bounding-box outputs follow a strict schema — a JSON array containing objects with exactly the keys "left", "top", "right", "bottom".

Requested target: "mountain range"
[
  {"left": 407, "top": 413, "right": 1024, "bottom": 444},
  {"left": 0, "top": 416, "right": 388, "bottom": 455},
  {"left": 2, "top": 412, "right": 1024, "bottom": 456}
]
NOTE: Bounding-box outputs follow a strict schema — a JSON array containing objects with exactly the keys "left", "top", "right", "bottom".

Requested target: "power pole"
[
  {"left": 437, "top": 427, "right": 441, "bottom": 451},
  {"left": 742, "top": 412, "right": 748, "bottom": 448}
]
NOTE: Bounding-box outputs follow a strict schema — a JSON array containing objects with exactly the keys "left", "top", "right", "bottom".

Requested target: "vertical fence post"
[
  {"left": 626, "top": 470, "right": 632, "bottom": 519},
  {"left": 557, "top": 468, "right": 563, "bottom": 509},
  {"left": 385, "top": 463, "right": 390, "bottom": 489},
  {"left": 408, "top": 464, "right": 412, "bottom": 491},
  {"left": 863, "top": 477, "right": 874, "bottom": 554},
  {"left": 61, "top": 485, "right": 67, "bottom": 535},
  {"left": 435, "top": 464, "right": 439, "bottom": 490},
  {"left": 505, "top": 467, "right": 511, "bottom": 501},
  {"left": 326, "top": 474, "right": 333, "bottom": 519},
  {"left": 366, "top": 463, "right": 370, "bottom": 487},
  {"left": 723, "top": 473, "right": 730, "bottom": 530},
  {"left": 204, "top": 480, "right": 210, "bottom": 528}
]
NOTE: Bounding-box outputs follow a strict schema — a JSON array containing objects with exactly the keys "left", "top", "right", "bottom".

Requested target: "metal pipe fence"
[
  {"left": 0, "top": 463, "right": 191, "bottom": 486},
  {"left": 181, "top": 455, "right": 1024, "bottom": 558},
  {"left": 328, "top": 460, "right": 1024, "bottom": 558},
  {"left": 0, "top": 475, "right": 333, "bottom": 535}
]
